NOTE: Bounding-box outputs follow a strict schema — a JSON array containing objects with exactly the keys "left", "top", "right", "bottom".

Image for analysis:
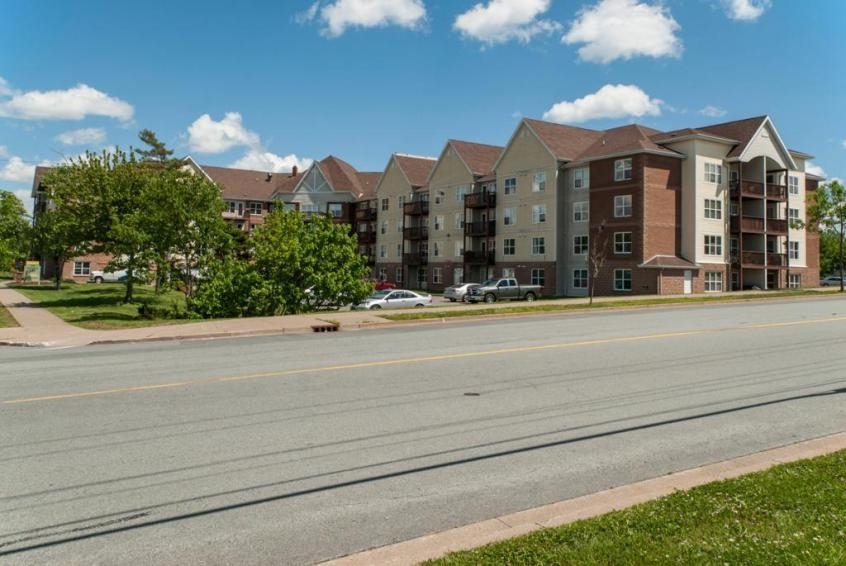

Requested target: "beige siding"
[
  {"left": 428, "top": 146, "right": 474, "bottom": 267},
  {"left": 374, "top": 158, "right": 413, "bottom": 270}
]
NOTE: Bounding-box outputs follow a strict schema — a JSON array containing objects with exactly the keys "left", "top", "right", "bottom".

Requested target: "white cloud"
[
  {"left": 0, "top": 77, "right": 134, "bottom": 121},
  {"left": 841, "top": 139, "right": 846, "bottom": 149},
  {"left": 55, "top": 127, "right": 107, "bottom": 146},
  {"left": 543, "top": 84, "right": 663, "bottom": 124},
  {"left": 563, "top": 0, "right": 682, "bottom": 64},
  {"left": 0, "top": 189, "right": 34, "bottom": 216},
  {"left": 699, "top": 105, "right": 727, "bottom": 118},
  {"left": 314, "top": 0, "right": 427, "bottom": 37},
  {"left": 187, "top": 112, "right": 261, "bottom": 154},
  {"left": 454, "top": 0, "right": 561, "bottom": 46},
  {"left": 295, "top": 1, "right": 321, "bottom": 23},
  {"left": 806, "top": 162, "right": 826, "bottom": 178},
  {"left": 229, "top": 150, "right": 313, "bottom": 173},
  {"left": 0, "top": 145, "right": 7, "bottom": 157},
  {"left": 722, "top": 0, "right": 771, "bottom": 22},
  {"left": 0, "top": 156, "right": 36, "bottom": 183}
]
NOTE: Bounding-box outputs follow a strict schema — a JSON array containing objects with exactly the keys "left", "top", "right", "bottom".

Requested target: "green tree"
[
  {"left": 0, "top": 191, "right": 31, "bottom": 272},
  {"left": 134, "top": 129, "right": 176, "bottom": 165},
  {"left": 819, "top": 230, "right": 842, "bottom": 278},
  {"left": 804, "top": 179, "right": 846, "bottom": 292}
]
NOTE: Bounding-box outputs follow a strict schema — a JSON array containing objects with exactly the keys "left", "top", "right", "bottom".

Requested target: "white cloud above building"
[
  {"left": 55, "top": 128, "right": 107, "bottom": 146},
  {"left": 187, "top": 113, "right": 261, "bottom": 154},
  {"left": 0, "top": 77, "right": 133, "bottom": 122},
  {"left": 699, "top": 105, "right": 727, "bottom": 118},
  {"left": 721, "top": 0, "right": 771, "bottom": 22},
  {"left": 0, "top": 156, "right": 37, "bottom": 183},
  {"left": 229, "top": 150, "right": 313, "bottom": 174},
  {"left": 300, "top": 0, "right": 427, "bottom": 37},
  {"left": 543, "top": 84, "right": 663, "bottom": 124},
  {"left": 562, "top": 0, "right": 682, "bottom": 64},
  {"left": 806, "top": 162, "right": 826, "bottom": 178},
  {"left": 454, "top": 0, "right": 561, "bottom": 46}
]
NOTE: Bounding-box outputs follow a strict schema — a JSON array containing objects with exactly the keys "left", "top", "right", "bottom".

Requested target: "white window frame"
[
  {"left": 614, "top": 269, "right": 632, "bottom": 291},
  {"left": 573, "top": 167, "right": 589, "bottom": 190},
  {"left": 532, "top": 237, "right": 545, "bottom": 255},
  {"left": 455, "top": 186, "right": 466, "bottom": 202},
  {"left": 532, "top": 171, "right": 547, "bottom": 192},
  {"left": 573, "top": 235, "right": 588, "bottom": 255},
  {"left": 789, "top": 273, "right": 801, "bottom": 288},
  {"left": 434, "top": 215, "right": 444, "bottom": 231},
  {"left": 381, "top": 198, "right": 389, "bottom": 211},
  {"left": 502, "top": 267, "right": 515, "bottom": 278},
  {"left": 503, "top": 207, "right": 516, "bottom": 226},
  {"left": 531, "top": 268, "right": 545, "bottom": 287},
  {"left": 379, "top": 245, "right": 387, "bottom": 258},
  {"left": 532, "top": 204, "right": 547, "bottom": 224},
  {"left": 454, "top": 267, "right": 464, "bottom": 285},
  {"left": 704, "top": 271, "right": 723, "bottom": 292},
  {"left": 614, "top": 158, "right": 632, "bottom": 182},
  {"left": 455, "top": 241, "right": 464, "bottom": 257},
  {"left": 789, "top": 208, "right": 800, "bottom": 222},
  {"left": 573, "top": 201, "right": 589, "bottom": 222},
  {"left": 248, "top": 201, "right": 263, "bottom": 215},
  {"left": 614, "top": 232, "right": 632, "bottom": 255},
  {"left": 704, "top": 199, "right": 722, "bottom": 220},
  {"left": 788, "top": 175, "right": 799, "bottom": 195},
  {"left": 396, "top": 243, "right": 402, "bottom": 258},
  {"left": 504, "top": 177, "right": 517, "bottom": 195},
  {"left": 704, "top": 162, "right": 723, "bottom": 184},
  {"left": 704, "top": 235, "right": 722, "bottom": 256},
  {"left": 789, "top": 241, "right": 799, "bottom": 260},
  {"left": 454, "top": 212, "right": 464, "bottom": 229},
  {"left": 432, "top": 267, "right": 442, "bottom": 284},
  {"left": 395, "top": 268, "right": 403, "bottom": 284},
  {"left": 503, "top": 238, "right": 516, "bottom": 256},
  {"left": 614, "top": 195, "right": 632, "bottom": 218},
  {"left": 73, "top": 261, "right": 91, "bottom": 276},
  {"left": 573, "top": 269, "right": 588, "bottom": 289},
  {"left": 381, "top": 220, "right": 388, "bottom": 234}
]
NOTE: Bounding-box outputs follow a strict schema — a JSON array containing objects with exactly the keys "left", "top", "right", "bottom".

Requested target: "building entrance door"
[{"left": 683, "top": 270, "right": 692, "bottom": 294}]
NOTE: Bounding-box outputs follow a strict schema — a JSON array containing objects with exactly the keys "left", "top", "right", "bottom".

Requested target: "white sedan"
[{"left": 353, "top": 289, "right": 433, "bottom": 310}]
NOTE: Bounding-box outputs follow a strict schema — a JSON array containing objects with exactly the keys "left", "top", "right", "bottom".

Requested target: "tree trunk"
[
  {"left": 124, "top": 254, "right": 135, "bottom": 303},
  {"left": 54, "top": 256, "right": 64, "bottom": 290}
]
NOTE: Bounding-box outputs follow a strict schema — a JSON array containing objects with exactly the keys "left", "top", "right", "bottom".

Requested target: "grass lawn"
[
  {"left": 0, "top": 304, "right": 18, "bottom": 328},
  {"left": 428, "top": 449, "right": 846, "bottom": 565},
  {"left": 383, "top": 289, "right": 833, "bottom": 321},
  {"left": 12, "top": 283, "right": 192, "bottom": 330}
]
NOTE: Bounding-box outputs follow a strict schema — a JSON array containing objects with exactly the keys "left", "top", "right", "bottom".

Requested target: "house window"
[
  {"left": 573, "top": 235, "right": 588, "bottom": 255},
  {"left": 328, "top": 203, "right": 343, "bottom": 218},
  {"left": 504, "top": 177, "right": 517, "bottom": 195},
  {"left": 454, "top": 268, "right": 464, "bottom": 284},
  {"left": 433, "top": 267, "right": 442, "bottom": 284},
  {"left": 789, "top": 208, "right": 800, "bottom": 222},
  {"left": 381, "top": 198, "right": 389, "bottom": 211},
  {"left": 455, "top": 241, "right": 464, "bottom": 257},
  {"left": 434, "top": 215, "right": 444, "bottom": 231},
  {"left": 573, "top": 269, "right": 588, "bottom": 289},
  {"left": 503, "top": 207, "right": 516, "bottom": 226},
  {"left": 614, "top": 269, "right": 632, "bottom": 291},
  {"left": 704, "top": 162, "right": 723, "bottom": 184},
  {"left": 455, "top": 186, "right": 466, "bottom": 202},
  {"left": 788, "top": 175, "right": 799, "bottom": 195},
  {"left": 531, "top": 268, "right": 545, "bottom": 286},
  {"left": 225, "top": 200, "right": 237, "bottom": 214},
  {"left": 730, "top": 238, "right": 739, "bottom": 261},
  {"left": 398, "top": 195, "right": 405, "bottom": 208},
  {"left": 532, "top": 204, "right": 547, "bottom": 224},
  {"left": 396, "top": 268, "right": 403, "bottom": 284},
  {"left": 397, "top": 243, "right": 402, "bottom": 258},
  {"left": 704, "top": 199, "right": 722, "bottom": 219},
  {"left": 417, "top": 268, "right": 427, "bottom": 286},
  {"left": 398, "top": 222, "right": 403, "bottom": 233},
  {"left": 614, "top": 195, "right": 632, "bottom": 218},
  {"left": 789, "top": 241, "right": 799, "bottom": 259},
  {"left": 503, "top": 238, "right": 516, "bottom": 255},
  {"left": 704, "top": 271, "right": 723, "bottom": 292},
  {"left": 730, "top": 202, "right": 739, "bottom": 216},
  {"left": 614, "top": 158, "right": 632, "bottom": 182},
  {"left": 502, "top": 268, "right": 515, "bottom": 278},
  {"left": 381, "top": 220, "right": 388, "bottom": 234},
  {"left": 248, "top": 201, "right": 263, "bottom": 215},
  {"left": 433, "top": 241, "right": 441, "bottom": 257},
  {"left": 573, "top": 201, "right": 589, "bottom": 222},
  {"left": 614, "top": 232, "right": 632, "bottom": 254},
  {"left": 573, "top": 167, "right": 589, "bottom": 189},
  {"left": 454, "top": 212, "right": 464, "bottom": 229},
  {"left": 789, "top": 273, "right": 801, "bottom": 288},
  {"left": 379, "top": 245, "right": 387, "bottom": 258},
  {"left": 532, "top": 171, "right": 546, "bottom": 192},
  {"left": 704, "top": 235, "right": 722, "bottom": 256},
  {"left": 532, "top": 237, "right": 546, "bottom": 255},
  {"left": 73, "top": 261, "right": 90, "bottom": 276}
]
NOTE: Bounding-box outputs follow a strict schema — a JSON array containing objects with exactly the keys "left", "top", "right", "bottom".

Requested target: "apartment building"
[{"left": 372, "top": 153, "right": 437, "bottom": 286}]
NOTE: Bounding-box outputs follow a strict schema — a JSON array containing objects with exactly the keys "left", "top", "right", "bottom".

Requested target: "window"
[
  {"left": 704, "top": 162, "right": 723, "bottom": 184},
  {"left": 455, "top": 186, "right": 466, "bottom": 202},
  {"left": 225, "top": 200, "right": 237, "bottom": 214},
  {"left": 398, "top": 222, "right": 403, "bottom": 233},
  {"left": 454, "top": 268, "right": 464, "bottom": 284},
  {"left": 789, "top": 175, "right": 799, "bottom": 195},
  {"left": 397, "top": 243, "right": 403, "bottom": 258},
  {"left": 573, "top": 235, "right": 588, "bottom": 255},
  {"left": 504, "top": 177, "right": 517, "bottom": 195},
  {"left": 573, "top": 201, "right": 589, "bottom": 222},
  {"left": 532, "top": 171, "right": 546, "bottom": 192},
  {"left": 532, "top": 237, "right": 546, "bottom": 255},
  {"left": 789, "top": 273, "right": 801, "bottom": 288},
  {"left": 379, "top": 245, "right": 387, "bottom": 258},
  {"left": 433, "top": 241, "right": 441, "bottom": 257},
  {"left": 381, "top": 198, "right": 389, "bottom": 211},
  {"left": 378, "top": 267, "right": 387, "bottom": 281},
  {"left": 730, "top": 238, "right": 739, "bottom": 261},
  {"left": 327, "top": 203, "right": 343, "bottom": 218},
  {"left": 417, "top": 268, "right": 427, "bottom": 286},
  {"left": 730, "top": 202, "right": 739, "bottom": 216},
  {"left": 455, "top": 241, "right": 464, "bottom": 257},
  {"left": 704, "top": 199, "right": 722, "bottom": 219},
  {"left": 398, "top": 195, "right": 405, "bottom": 209},
  {"left": 532, "top": 204, "right": 547, "bottom": 224},
  {"left": 531, "top": 268, "right": 545, "bottom": 286},
  {"left": 73, "top": 261, "right": 90, "bottom": 276},
  {"left": 502, "top": 268, "right": 515, "bottom": 278},
  {"left": 301, "top": 203, "right": 319, "bottom": 216},
  {"left": 789, "top": 241, "right": 799, "bottom": 259},
  {"left": 434, "top": 190, "right": 445, "bottom": 205},
  {"left": 704, "top": 271, "right": 723, "bottom": 292},
  {"left": 573, "top": 269, "right": 588, "bottom": 289},
  {"left": 396, "top": 268, "right": 403, "bottom": 284},
  {"left": 730, "top": 170, "right": 739, "bottom": 183},
  {"left": 433, "top": 267, "right": 442, "bottom": 284},
  {"left": 614, "top": 232, "right": 632, "bottom": 254},
  {"left": 573, "top": 167, "right": 589, "bottom": 189},
  {"left": 248, "top": 201, "right": 263, "bottom": 215},
  {"left": 434, "top": 215, "right": 444, "bottom": 231},
  {"left": 503, "top": 238, "right": 516, "bottom": 255},
  {"left": 503, "top": 207, "right": 516, "bottom": 226},
  {"left": 454, "top": 212, "right": 464, "bottom": 229},
  {"left": 614, "top": 269, "right": 632, "bottom": 291},
  {"left": 614, "top": 158, "right": 632, "bottom": 182},
  {"left": 381, "top": 220, "right": 388, "bottom": 234},
  {"left": 789, "top": 208, "right": 800, "bottom": 222},
  {"left": 704, "top": 235, "right": 722, "bottom": 256},
  {"left": 614, "top": 195, "right": 632, "bottom": 218}
]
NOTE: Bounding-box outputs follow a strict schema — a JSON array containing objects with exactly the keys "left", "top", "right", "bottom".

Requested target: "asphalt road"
[{"left": 2, "top": 297, "right": 846, "bottom": 565}]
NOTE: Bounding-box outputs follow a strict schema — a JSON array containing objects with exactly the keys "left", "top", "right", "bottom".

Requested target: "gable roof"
[
  {"left": 576, "top": 124, "right": 681, "bottom": 161},
  {"left": 522, "top": 119, "right": 605, "bottom": 162},
  {"left": 31, "top": 165, "right": 52, "bottom": 197},
  {"left": 201, "top": 164, "right": 301, "bottom": 201},
  {"left": 448, "top": 139, "right": 503, "bottom": 177},
  {"left": 394, "top": 154, "right": 437, "bottom": 187}
]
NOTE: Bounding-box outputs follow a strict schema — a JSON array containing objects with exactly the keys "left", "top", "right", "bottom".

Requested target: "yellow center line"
[{"left": 4, "top": 315, "right": 845, "bottom": 405}]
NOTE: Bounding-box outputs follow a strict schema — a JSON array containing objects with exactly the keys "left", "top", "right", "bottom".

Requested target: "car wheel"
[
  {"left": 414, "top": 303, "right": 425, "bottom": 308},
  {"left": 369, "top": 304, "right": 382, "bottom": 310},
  {"left": 484, "top": 293, "right": 496, "bottom": 304},
  {"left": 449, "top": 298, "right": 456, "bottom": 302},
  {"left": 94, "top": 276, "right": 104, "bottom": 284},
  {"left": 525, "top": 292, "right": 536, "bottom": 302}
]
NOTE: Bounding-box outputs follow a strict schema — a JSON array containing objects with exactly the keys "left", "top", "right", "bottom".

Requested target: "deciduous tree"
[
  {"left": 803, "top": 179, "right": 846, "bottom": 291},
  {"left": 0, "top": 191, "right": 30, "bottom": 272}
]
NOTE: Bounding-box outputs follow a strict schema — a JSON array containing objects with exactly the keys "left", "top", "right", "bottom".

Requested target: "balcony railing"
[
  {"left": 730, "top": 181, "right": 787, "bottom": 201},
  {"left": 403, "top": 225, "right": 429, "bottom": 240},
  {"left": 403, "top": 252, "right": 428, "bottom": 265},
  {"left": 355, "top": 208, "right": 377, "bottom": 221},
  {"left": 356, "top": 230, "right": 377, "bottom": 244},
  {"left": 403, "top": 201, "right": 429, "bottom": 215},
  {"left": 741, "top": 251, "right": 788, "bottom": 267},
  {"left": 464, "top": 250, "right": 495, "bottom": 265},
  {"left": 465, "top": 220, "right": 496, "bottom": 237},
  {"left": 464, "top": 191, "right": 496, "bottom": 208},
  {"left": 730, "top": 216, "right": 788, "bottom": 234}
]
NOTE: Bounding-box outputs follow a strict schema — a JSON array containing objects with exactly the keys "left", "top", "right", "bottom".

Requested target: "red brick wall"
[{"left": 642, "top": 155, "right": 682, "bottom": 259}]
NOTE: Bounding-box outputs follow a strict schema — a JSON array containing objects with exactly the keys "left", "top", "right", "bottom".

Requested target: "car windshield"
[
  {"left": 369, "top": 290, "right": 392, "bottom": 299},
  {"left": 480, "top": 279, "right": 498, "bottom": 286}
]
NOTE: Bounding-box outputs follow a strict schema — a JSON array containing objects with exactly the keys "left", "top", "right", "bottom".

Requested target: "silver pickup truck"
[{"left": 466, "top": 278, "right": 541, "bottom": 303}]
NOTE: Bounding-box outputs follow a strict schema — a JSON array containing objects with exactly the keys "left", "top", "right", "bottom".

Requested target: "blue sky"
[{"left": 1, "top": 0, "right": 843, "bottom": 211}]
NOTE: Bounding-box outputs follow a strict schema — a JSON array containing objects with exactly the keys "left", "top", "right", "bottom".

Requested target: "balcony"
[
  {"left": 465, "top": 220, "right": 496, "bottom": 237},
  {"left": 730, "top": 181, "right": 787, "bottom": 201},
  {"left": 403, "top": 225, "right": 429, "bottom": 240},
  {"left": 465, "top": 191, "right": 496, "bottom": 209},
  {"left": 730, "top": 216, "right": 788, "bottom": 234},
  {"left": 464, "top": 250, "right": 495, "bottom": 265},
  {"left": 355, "top": 208, "right": 377, "bottom": 221},
  {"left": 356, "top": 230, "right": 377, "bottom": 244},
  {"left": 403, "top": 252, "right": 428, "bottom": 265},
  {"left": 403, "top": 200, "right": 429, "bottom": 216},
  {"left": 741, "top": 251, "right": 788, "bottom": 267}
]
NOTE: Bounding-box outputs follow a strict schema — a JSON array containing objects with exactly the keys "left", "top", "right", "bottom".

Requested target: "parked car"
[
  {"left": 466, "top": 278, "right": 541, "bottom": 303},
  {"left": 820, "top": 275, "right": 844, "bottom": 287},
  {"left": 352, "top": 289, "right": 432, "bottom": 310},
  {"left": 370, "top": 279, "right": 396, "bottom": 291},
  {"left": 89, "top": 269, "right": 128, "bottom": 283},
  {"left": 444, "top": 282, "right": 480, "bottom": 302}
]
